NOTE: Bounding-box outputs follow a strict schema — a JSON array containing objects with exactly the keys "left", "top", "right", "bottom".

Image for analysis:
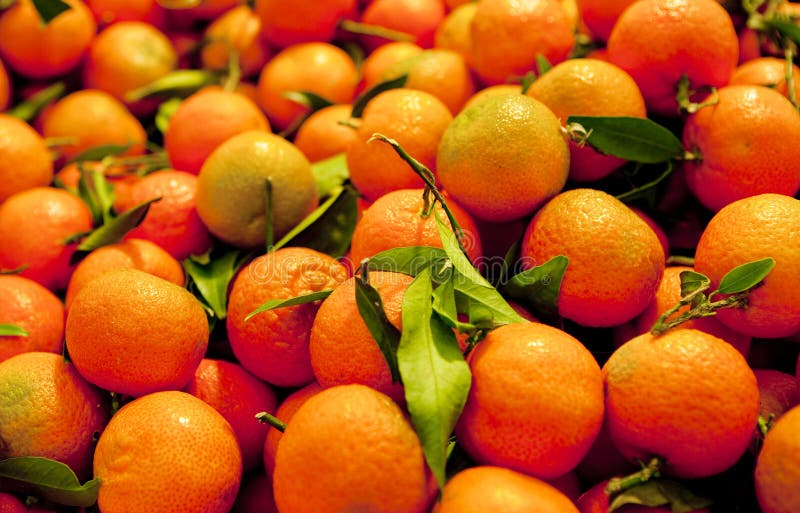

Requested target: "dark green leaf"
[
  {"left": 155, "top": 97, "right": 183, "bottom": 135},
  {"left": 69, "top": 143, "right": 132, "bottom": 164},
  {"left": 282, "top": 91, "right": 334, "bottom": 111},
  {"left": 244, "top": 289, "right": 333, "bottom": 322},
  {"left": 340, "top": 42, "right": 366, "bottom": 72},
  {"left": 0, "top": 324, "right": 29, "bottom": 337},
  {"left": 367, "top": 246, "right": 447, "bottom": 277},
  {"left": 76, "top": 166, "right": 115, "bottom": 225},
  {"left": 7, "top": 82, "right": 65, "bottom": 122},
  {"left": 70, "top": 198, "right": 160, "bottom": 265},
  {"left": 566, "top": 116, "right": 684, "bottom": 164},
  {"left": 31, "top": 0, "right": 71, "bottom": 23},
  {"left": 311, "top": 153, "right": 349, "bottom": 198},
  {"left": 718, "top": 257, "right": 776, "bottom": 295},
  {"left": 271, "top": 186, "right": 358, "bottom": 258},
  {"left": 769, "top": 17, "right": 800, "bottom": 48},
  {"left": 679, "top": 270, "right": 710, "bottom": 298},
  {"left": 125, "top": 70, "right": 220, "bottom": 102},
  {"left": 609, "top": 480, "right": 712, "bottom": 513},
  {"left": 183, "top": 249, "right": 245, "bottom": 320},
  {"left": 354, "top": 275, "right": 401, "bottom": 382},
  {"left": 0, "top": 457, "right": 99, "bottom": 507},
  {"left": 535, "top": 54, "right": 552, "bottom": 76},
  {"left": 351, "top": 74, "right": 408, "bottom": 118},
  {"left": 502, "top": 255, "right": 568, "bottom": 320},
  {"left": 398, "top": 267, "right": 471, "bottom": 488}
]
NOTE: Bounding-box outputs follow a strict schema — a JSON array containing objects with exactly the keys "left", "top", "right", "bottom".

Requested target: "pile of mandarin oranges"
[{"left": 0, "top": 0, "right": 799, "bottom": 512}]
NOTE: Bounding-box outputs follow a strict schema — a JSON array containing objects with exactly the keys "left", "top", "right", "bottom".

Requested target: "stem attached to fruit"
[
  {"left": 255, "top": 411, "right": 286, "bottom": 432},
  {"left": 606, "top": 457, "right": 663, "bottom": 495}
]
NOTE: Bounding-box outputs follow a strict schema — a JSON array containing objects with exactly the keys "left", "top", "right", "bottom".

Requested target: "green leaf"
[
  {"left": 69, "top": 143, "right": 132, "bottom": 164},
  {"left": 354, "top": 275, "right": 401, "bottom": 382},
  {"left": 75, "top": 166, "right": 116, "bottom": 225},
  {"left": 0, "top": 457, "right": 99, "bottom": 507},
  {"left": 679, "top": 270, "right": 710, "bottom": 297},
  {"left": 311, "top": 153, "right": 349, "bottom": 198},
  {"left": 0, "top": 324, "right": 29, "bottom": 337},
  {"left": 271, "top": 186, "right": 358, "bottom": 258},
  {"left": 7, "top": 82, "right": 65, "bottom": 122},
  {"left": 535, "top": 53, "right": 552, "bottom": 76},
  {"left": 183, "top": 248, "right": 246, "bottom": 320},
  {"left": 608, "top": 480, "right": 713, "bottom": 513},
  {"left": 125, "top": 69, "right": 220, "bottom": 102},
  {"left": 367, "top": 246, "right": 448, "bottom": 277},
  {"left": 351, "top": 74, "right": 408, "bottom": 118},
  {"left": 31, "top": 0, "right": 71, "bottom": 23},
  {"left": 502, "top": 255, "right": 568, "bottom": 320},
  {"left": 769, "top": 17, "right": 800, "bottom": 48},
  {"left": 155, "top": 97, "right": 183, "bottom": 135},
  {"left": 398, "top": 267, "right": 471, "bottom": 488},
  {"left": 432, "top": 277, "right": 474, "bottom": 334},
  {"left": 244, "top": 289, "right": 333, "bottom": 322},
  {"left": 717, "top": 257, "right": 776, "bottom": 295},
  {"left": 566, "top": 116, "right": 684, "bottom": 164},
  {"left": 70, "top": 197, "right": 160, "bottom": 265},
  {"left": 282, "top": 91, "right": 335, "bottom": 111}
]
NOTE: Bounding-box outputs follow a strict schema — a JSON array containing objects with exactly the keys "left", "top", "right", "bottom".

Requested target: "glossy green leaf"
[
  {"left": 608, "top": 480, "right": 713, "bottom": 513},
  {"left": 76, "top": 166, "right": 115, "bottom": 225},
  {"left": 679, "top": 270, "right": 710, "bottom": 298},
  {"left": 282, "top": 90, "right": 335, "bottom": 111},
  {"left": 32, "top": 0, "right": 71, "bottom": 23},
  {"left": 183, "top": 248, "right": 246, "bottom": 320},
  {"left": 125, "top": 69, "right": 220, "bottom": 102},
  {"left": 566, "top": 116, "right": 684, "bottom": 164},
  {"left": 0, "top": 324, "right": 29, "bottom": 337},
  {"left": 432, "top": 277, "right": 473, "bottom": 333},
  {"left": 0, "top": 457, "right": 99, "bottom": 507},
  {"left": 271, "top": 186, "right": 358, "bottom": 258},
  {"left": 718, "top": 257, "right": 776, "bottom": 295},
  {"left": 245, "top": 290, "right": 333, "bottom": 322},
  {"left": 311, "top": 153, "right": 349, "bottom": 199},
  {"left": 398, "top": 267, "right": 471, "bottom": 488},
  {"left": 355, "top": 275, "right": 401, "bottom": 382},
  {"left": 367, "top": 246, "right": 448, "bottom": 277},
  {"left": 7, "top": 82, "right": 65, "bottom": 122},
  {"left": 351, "top": 74, "right": 408, "bottom": 118},
  {"left": 155, "top": 97, "right": 183, "bottom": 135},
  {"left": 502, "top": 255, "right": 568, "bottom": 320},
  {"left": 70, "top": 198, "right": 160, "bottom": 265},
  {"left": 769, "top": 17, "right": 800, "bottom": 48}
]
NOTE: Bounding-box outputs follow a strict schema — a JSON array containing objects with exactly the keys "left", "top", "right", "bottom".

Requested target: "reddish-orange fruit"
[
  {"left": 434, "top": 466, "right": 579, "bottom": 513},
  {"left": 607, "top": 0, "right": 738, "bottom": 116},
  {"left": 528, "top": 58, "right": 647, "bottom": 182},
  {"left": 469, "top": 0, "right": 574, "bottom": 85},
  {"left": 436, "top": 93, "right": 569, "bottom": 223},
  {"left": 65, "top": 238, "right": 184, "bottom": 310},
  {"left": 604, "top": 329, "right": 759, "bottom": 478},
  {"left": 273, "top": 384, "right": 435, "bottom": 513},
  {"left": 0, "top": 114, "right": 54, "bottom": 204},
  {"left": 755, "top": 404, "right": 800, "bottom": 513},
  {"left": 185, "top": 359, "right": 278, "bottom": 472},
  {"left": 165, "top": 87, "right": 270, "bottom": 175},
  {"left": 682, "top": 85, "right": 800, "bottom": 211},
  {"left": 694, "top": 194, "right": 800, "bottom": 338},
  {"left": 115, "top": 169, "right": 213, "bottom": 260},
  {"left": 201, "top": 5, "right": 271, "bottom": 78},
  {"left": 349, "top": 188, "right": 482, "bottom": 265},
  {"left": 633, "top": 266, "right": 751, "bottom": 357},
  {"left": 574, "top": 422, "right": 637, "bottom": 485},
  {"left": 227, "top": 248, "right": 349, "bottom": 388},
  {"left": 0, "top": 0, "right": 96, "bottom": 79},
  {"left": 183, "top": 0, "right": 238, "bottom": 20},
  {"left": 42, "top": 89, "right": 147, "bottom": 163},
  {"left": 231, "top": 471, "right": 279, "bottom": 513},
  {"left": 346, "top": 88, "right": 453, "bottom": 202},
  {"left": 256, "top": 42, "right": 358, "bottom": 131},
  {"left": 86, "top": 0, "right": 160, "bottom": 25},
  {"left": 575, "top": 0, "right": 636, "bottom": 42},
  {"left": 293, "top": 104, "right": 358, "bottom": 163},
  {"left": 456, "top": 322, "right": 603, "bottom": 479},
  {"left": 628, "top": 207, "right": 669, "bottom": 260},
  {"left": 0, "top": 352, "right": 108, "bottom": 480},
  {"left": 65, "top": 268, "right": 208, "bottom": 396},
  {"left": 755, "top": 369, "right": 799, "bottom": 423},
  {"left": 0, "top": 493, "right": 26, "bottom": 513},
  {"left": 520, "top": 188, "right": 665, "bottom": 327},
  {"left": 263, "top": 381, "right": 323, "bottom": 476},
  {"left": 310, "top": 272, "right": 413, "bottom": 404},
  {"left": 94, "top": 391, "right": 242, "bottom": 513},
  {"left": 576, "top": 479, "right": 711, "bottom": 513},
  {"left": 360, "top": 41, "right": 423, "bottom": 91},
  {"left": 0, "top": 187, "right": 93, "bottom": 291},
  {"left": 0, "top": 275, "right": 64, "bottom": 363},
  {"left": 83, "top": 21, "right": 176, "bottom": 114},
  {"left": 254, "top": 0, "right": 355, "bottom": 47},
  {"left": 358, "top": 0, "right": 446, "bottom": 50},
  {"left": 0, "top": 58, "right": 10, "bottom": 111},
  {"left": 729, "top": 57, "right": 800, "bottom": 100}
]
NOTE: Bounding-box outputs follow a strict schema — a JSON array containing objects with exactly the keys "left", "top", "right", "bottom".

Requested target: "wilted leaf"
[
  {"left": 717, "top": 257, "right": 776, "bottom": 295},
  {"left": 0, "top": 457, "right": 99, "bottom": 507}
]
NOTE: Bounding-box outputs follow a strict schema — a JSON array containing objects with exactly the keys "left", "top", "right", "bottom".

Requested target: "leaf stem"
[
  {"left": 255, "top": 412, "right": 286, "bottom": 432},
  {"left": 606, "top": 457, "right": 663, "bottom": 495}
]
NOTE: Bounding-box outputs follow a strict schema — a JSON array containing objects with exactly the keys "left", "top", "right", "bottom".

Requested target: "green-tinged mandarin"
[
  {"left": 436, "top": 93, "right": 569, "bottom": 223},
  {"left": 195, "top": 131, "right": 318, "bottom": 249}
]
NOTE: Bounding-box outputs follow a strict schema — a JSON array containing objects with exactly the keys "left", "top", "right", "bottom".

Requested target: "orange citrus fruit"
[
  {"left": 729, "top": 56, "right": 800, "bottom": 101},
  {"left": 254, "top": 0, "right": 355, "bottom": 48},
  {"left": 201, "top": 5, "right": 271, "bottom": 78},
  {"left": 0, "top": 275, "right": 65, "bottom": 363},
  {"left": 575, "top": 0, "right": 637, "bottom": 42},
  {"left": 358, "top": 0, "right": 446, "bottom": 50},
  {"left": 292, "top": 104, "right": 358, "bottom": 163},
  {"left": 0, "top": 113, "right": 54, "bottom": 204},
  {"left": 360, "top": 41, "right": 423, "bottom": 91},
  {"left": 263, "top": 381, "right": 323, "bottom": 476},
  {"left": 755, "top": 404, "right": 800, "bottom": 513}
]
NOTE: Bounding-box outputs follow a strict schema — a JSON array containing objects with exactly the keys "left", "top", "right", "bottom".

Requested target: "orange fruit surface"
[
  {"left": 0, "top": 275, "right": 65, "bottom": 363},
  {"left": 755, "top": 404, "right": 800, "bottom": 513}
]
